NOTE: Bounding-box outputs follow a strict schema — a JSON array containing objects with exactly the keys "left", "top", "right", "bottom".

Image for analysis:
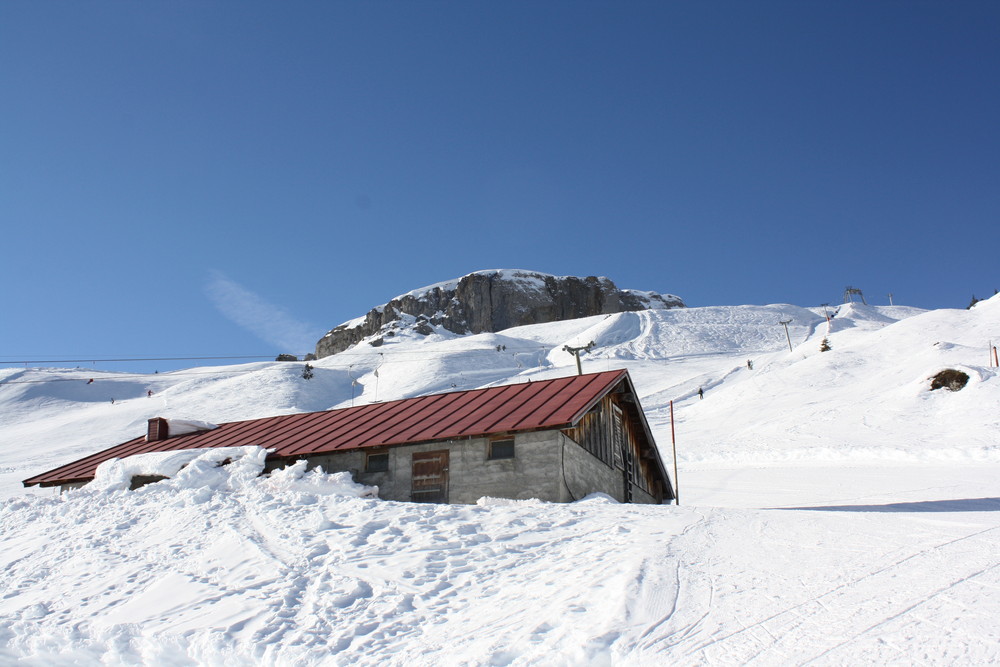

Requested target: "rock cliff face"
[{"left": 315, "top": 270, "right": 684, "bottom": 358}]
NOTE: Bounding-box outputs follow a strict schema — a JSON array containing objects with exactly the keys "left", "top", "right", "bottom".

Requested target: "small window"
[
  {"left": 488, "top": 439, "right": 515, "bottom": 460},
  {"left": 365, "top": 452, "right": 389, "bottom": 473}
]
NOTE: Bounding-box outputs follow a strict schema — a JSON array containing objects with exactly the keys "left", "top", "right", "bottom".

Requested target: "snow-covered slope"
[{"left": 2, "top": 297, "right": 999, "bottom": 664}]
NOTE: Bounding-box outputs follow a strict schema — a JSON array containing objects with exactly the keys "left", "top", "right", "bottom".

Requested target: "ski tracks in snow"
[
  {"left": 312, "top": 501, "right": 675, "bottom": 666},
  {"left": 625, "top": 510, "right": 1000, "bottom": 666},
  {"left": 610, "top": 510, "right": 713, "bottom": 660}
]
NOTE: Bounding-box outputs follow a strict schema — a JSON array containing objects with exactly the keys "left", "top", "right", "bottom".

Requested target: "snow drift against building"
[{"left": 88, "top": 445, "right": 378, "bottom": 498}]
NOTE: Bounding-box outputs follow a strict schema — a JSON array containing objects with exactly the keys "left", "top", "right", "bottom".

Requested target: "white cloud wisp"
[{"left": 205, "top": 271, "right": 322, "bottom": 354}]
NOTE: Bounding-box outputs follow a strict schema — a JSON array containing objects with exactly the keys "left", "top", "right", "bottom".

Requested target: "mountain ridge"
[{"left": 315, "top": 269, "right": 684, "bottom": 358}]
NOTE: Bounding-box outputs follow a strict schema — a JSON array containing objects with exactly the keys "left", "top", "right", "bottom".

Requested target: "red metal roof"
[{"left": 23, "top": 370, "right": 630, "bottom": 488}]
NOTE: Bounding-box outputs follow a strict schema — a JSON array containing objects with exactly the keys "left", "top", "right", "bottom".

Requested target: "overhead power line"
[
  {"left": 0, "top": 340, "right": 784, "bottom": 383},
  {"left": 0, "top": 368, "right": 259, "bottom": 385},
  {"left": 0, "top": 344, "right": 559, "bottom": 386},
  {"left": 0, "top": 343, "right": 561, "bottom": 367},
  {"left": 0, "top": 355, "right": 278, "bottom": 365}
]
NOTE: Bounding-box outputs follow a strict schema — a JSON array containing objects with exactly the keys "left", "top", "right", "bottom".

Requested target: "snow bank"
[
  {"left": 475, "top": 491, "right": 617, "bottom": 507},
  {"left": 87, "top": 446, "right": 377, "bottom": 499},
  {"left": 89, "top": 446, "right": 265, "bottom": 492},
  {"left": 262, "top": 459, "right": 379, "bottom": 499},
  {"left": 475, "top": 495, "right": 545, "bottom": 507}
]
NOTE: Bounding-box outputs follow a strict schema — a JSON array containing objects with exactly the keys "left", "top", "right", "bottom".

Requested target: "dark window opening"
[
  {"left": 365, "top": 452, "right": 389, "bottom": 473},
  {"left": 488, "top": 439, "right": 515, "bottom": 460},
  {"left": 129, "top": 474, "right": 169, "bottom": 490}
]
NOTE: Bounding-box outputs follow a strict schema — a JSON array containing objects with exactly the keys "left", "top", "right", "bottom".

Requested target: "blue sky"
[{"left": 2, "top": 1, "right": 998, "bottom": 373}]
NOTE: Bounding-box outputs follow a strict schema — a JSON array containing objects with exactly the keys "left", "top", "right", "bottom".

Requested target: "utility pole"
[
  {"left": 562, "top": 341, "right": 595, "bottom": 375},
  {"left": 779, "top": 318, "right": 793, "bottom": 352},
  {"left": 821, "top": 303, "right": 832, "bottom": 334},
  {"left": 373, "top": 353, "right": 383, "bottom": 402},
  {"left": 348, "top": 365, "right": 357, "bottom": 407},
  {"left": 670, "top": 399, "right": 679, "bottom": 506}
]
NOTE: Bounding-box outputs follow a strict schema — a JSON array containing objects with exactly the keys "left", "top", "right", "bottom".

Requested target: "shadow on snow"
[{"left": 774, "top": 497, "right": 1000, "bottom": 513}]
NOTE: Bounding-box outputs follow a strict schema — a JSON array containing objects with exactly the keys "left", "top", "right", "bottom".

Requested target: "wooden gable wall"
[{"left": 561, "top": 386, "right": 671, "bottom": 502}]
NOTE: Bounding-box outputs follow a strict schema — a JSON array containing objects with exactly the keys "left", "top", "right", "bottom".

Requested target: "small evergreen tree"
[
  {"left": 819, "top": 337, "right": 832, "bottom": 352},
  {"left": 301, "top": 363, "right": 314, "bottom": 380}
]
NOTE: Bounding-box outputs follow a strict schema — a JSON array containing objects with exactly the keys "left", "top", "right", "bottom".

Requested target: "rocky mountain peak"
[{"left": 315, "top": 269, "right": 684, "bottom": 358}]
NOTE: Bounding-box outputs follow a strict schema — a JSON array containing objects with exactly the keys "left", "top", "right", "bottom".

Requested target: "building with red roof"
[{"left": 24, "top": 369, "right": 674, "bottom": 504}]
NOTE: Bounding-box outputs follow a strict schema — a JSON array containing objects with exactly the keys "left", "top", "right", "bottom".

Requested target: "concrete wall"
[
  {"left": 287, "top": 429, "right": 662, "bottom": 505},
  {"left": 559, "top": 431, "right": 622, "bottom": 502},
  {"left": 296, "top": 431, "right": 562, "bottom": 504},
  {"left": 558, "top": 432, "right": 661, "bottom": 504}
]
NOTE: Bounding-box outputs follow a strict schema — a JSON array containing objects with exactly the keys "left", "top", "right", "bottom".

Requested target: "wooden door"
[
  {"left": 611, "top": 405, "right": 625, "bottom": 470},
  {"left": 612, "top": 405, "right": 633, "bottom": 503},
  {"left": 411, "top": 450, "right": 449, "bottom": 503}
]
